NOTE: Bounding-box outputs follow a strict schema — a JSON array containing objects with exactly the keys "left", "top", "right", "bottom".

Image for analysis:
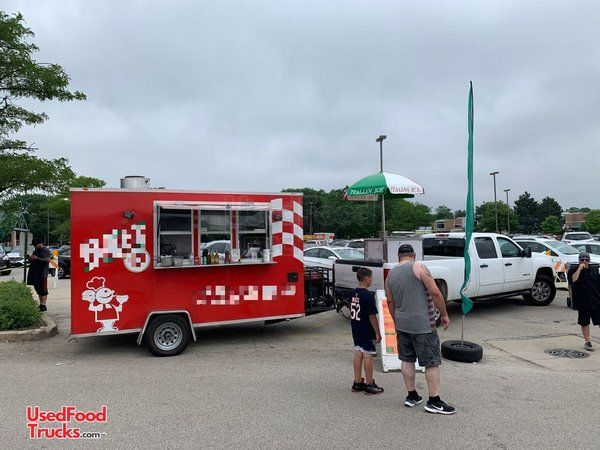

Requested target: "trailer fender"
[{"left": 137, "top": 310, "right": 196, "bottom": 345}]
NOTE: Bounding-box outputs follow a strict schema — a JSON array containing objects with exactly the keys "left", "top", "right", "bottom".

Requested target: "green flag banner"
[{"left": 460, "top": 82, "right": 475, "bottom": 315}]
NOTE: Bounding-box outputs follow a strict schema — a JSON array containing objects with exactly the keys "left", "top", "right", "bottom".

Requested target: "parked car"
[
  {"left": 570, "top": 241, "right": 600, "bottom": 256},
  {"left": 0, "top": 243, "right": 11, "bottom": 276},
  {"left": 7, "top": 249, "right": 25, "bottom": 267},
  {"left": 329, "top": 239, "right": 350, "bottom": 247},
  {"left": 304, "top": 239, "right": 326, "bottom": 249},
  {"left": 49, "top": 247, "right": 71, "bottom": 279},
  {"left": 303, "top": 246, "right": 364, "bottom": 269},
  {"left": 561, "top": 231, "right": 595, "bottom": 244},
  {"left": 513, "top": 237, "right": 600, "bottom": 285},
  {"left": 347, "top": 239, "right": 365, "bottom": 250}
]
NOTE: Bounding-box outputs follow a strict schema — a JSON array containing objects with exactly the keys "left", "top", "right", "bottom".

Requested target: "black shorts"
[
  {"left": 577, "top": 308, "right": 600, "bottom": 327},
  {"left": 396, "top": 331, "right": 441, "bottom": 367},
  {"left": 33, "top": 277, "right": 48, "bottom": 296}
]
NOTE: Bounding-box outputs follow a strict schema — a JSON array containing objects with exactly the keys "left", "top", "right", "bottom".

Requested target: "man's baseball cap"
[
  {"left": 579, "top": 251, "right": 591, "bottom": 261},
  {"left": 31, "top": 238, "right": 42, "bottom": 245},
  {"left": 398, "top": 244, "right": 415, "bottom": 255}
]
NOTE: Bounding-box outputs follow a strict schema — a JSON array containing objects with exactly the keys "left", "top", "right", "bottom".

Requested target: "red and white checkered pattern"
[{"left": 270, "top": 198, "right": 303, "bottom": 262}]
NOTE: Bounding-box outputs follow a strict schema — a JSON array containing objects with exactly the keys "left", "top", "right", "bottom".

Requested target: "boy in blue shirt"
[{"left": 351, "top": 267, "right": 384, "bottom": 395}]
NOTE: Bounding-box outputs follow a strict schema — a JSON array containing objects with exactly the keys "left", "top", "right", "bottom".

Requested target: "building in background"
[
  {"left": 563, "top": 212, "right": 587, "bottom": 230},
  {"left": 432, "top": 217, "right": 466, "bottom": 232}
]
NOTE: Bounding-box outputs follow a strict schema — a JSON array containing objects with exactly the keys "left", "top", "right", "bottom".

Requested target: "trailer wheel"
[{"left": 145, "top": 315, "right": 191, "bottom": 357}]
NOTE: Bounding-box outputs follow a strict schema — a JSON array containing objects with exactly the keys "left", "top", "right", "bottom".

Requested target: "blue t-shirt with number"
[{"left": 350, "top": 288, "right": 378, "bottom": 342}]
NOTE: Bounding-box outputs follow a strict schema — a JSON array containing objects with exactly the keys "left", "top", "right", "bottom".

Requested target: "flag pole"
[{"left": 442, "top": 82, "right": 483, "bottom": 363}]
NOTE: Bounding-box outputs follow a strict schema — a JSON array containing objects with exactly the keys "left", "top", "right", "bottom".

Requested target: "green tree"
[
  {"left": 0, "top": 175, "right": 105, "bottom": 243},
  {"left": 585, "top": 210, "right": 600, "bottom": 234},
  {"left": 475, "top": 201, "right": 518, "bottom": 233},
  {"left": 434, "top": 205, "right": 453, "bottom": 220},
  {"left": 540, "top": 215, "right": 562, "bottom": 235},
  {"left": 453, "top": 209, "right": 466, "bottom": 218},
  {"left": 537, "top": 197, "right": 562, "bottom": 224},
  {"left": 514, "top": 192, "right": 539, "bottom": 234},
  {"left": 0, "top": 11, "right": 86, "bottom": 199}
]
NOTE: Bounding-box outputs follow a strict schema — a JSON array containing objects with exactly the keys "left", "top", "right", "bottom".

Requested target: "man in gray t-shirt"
[{"left": 385, "top": 244, "right": 455, "bottom": 415}]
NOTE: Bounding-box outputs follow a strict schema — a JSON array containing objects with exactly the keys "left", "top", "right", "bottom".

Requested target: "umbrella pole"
[{"left": 381, "top": 195, "right": 386, "bottom": 239}]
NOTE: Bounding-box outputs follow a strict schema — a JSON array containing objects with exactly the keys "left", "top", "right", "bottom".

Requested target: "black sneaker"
[
  {"left": 424, "top": 399, "right": 456, "bottom": 415},
  {"left": 364, "top": 381, "right": 384, "bottom": 395},
  {"left": 404, "top": 392, "right": 423, "bottom": 407},
  {"left": 585, "top": 341, "right": 595, "bottom": 352},
  {"left": 39, "top": 304, "right": 47, "bottom": 312},
  {"left": 351, "top": 379, "right": 366, "bottom": 392}
]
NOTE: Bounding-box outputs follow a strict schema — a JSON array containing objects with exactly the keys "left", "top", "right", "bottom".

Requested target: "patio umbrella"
[{"left": 346, "top": 171, "right": 425, "bottom": 239}]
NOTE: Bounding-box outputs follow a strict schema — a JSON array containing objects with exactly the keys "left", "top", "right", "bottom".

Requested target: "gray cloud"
[{"left": 7, "top": 0, "right": 600, "bottom": 210}]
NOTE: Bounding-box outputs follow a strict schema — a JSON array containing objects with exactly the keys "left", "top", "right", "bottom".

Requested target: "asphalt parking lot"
[{"left": 1, "top": 269, "right": 599, "bottom": 448}]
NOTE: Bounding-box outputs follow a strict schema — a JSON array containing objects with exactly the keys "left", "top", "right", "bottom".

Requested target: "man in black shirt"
[
  {"left": 568, "top": 252, "right": 600, "bottom": 351},
  {"left": 26, "top": 238, "right": 52, "bottom": 312},
  {"left": 350, "top": 267, "right": 383, "bottom": 395}
]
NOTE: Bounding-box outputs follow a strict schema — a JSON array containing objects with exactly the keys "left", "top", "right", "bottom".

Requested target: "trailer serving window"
[
  {"left": 154, "top": 201, "right": 274, "bottom": 268},
  {"left": 157, "top": 209, "right": 193, "bottom": 259}
]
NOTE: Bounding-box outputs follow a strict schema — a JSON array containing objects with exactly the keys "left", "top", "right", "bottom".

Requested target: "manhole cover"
[{"left": 544, "top": 348, "right": 589, "bottom": 358}]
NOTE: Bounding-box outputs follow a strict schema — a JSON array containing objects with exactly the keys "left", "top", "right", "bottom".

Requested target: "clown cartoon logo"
[{"left": 82, "top": 277, "right": 129, "bottom": 332}]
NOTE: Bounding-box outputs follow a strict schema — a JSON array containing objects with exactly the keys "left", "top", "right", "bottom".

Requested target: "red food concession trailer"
[{"left": 70, "top": 186, "right": 305, "bottom": 356}]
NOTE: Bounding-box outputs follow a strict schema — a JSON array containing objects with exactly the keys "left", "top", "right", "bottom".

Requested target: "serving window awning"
[{"left": 155, "top": 201, "right": 275, "bottom": 211}]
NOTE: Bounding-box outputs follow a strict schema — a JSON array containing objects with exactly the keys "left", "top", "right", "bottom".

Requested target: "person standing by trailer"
[
  {"left": 27, "top": 238, "right": 52, "bottom": 312},
  {"left": 350, "top": 267, "right": 384, "bottom": 395},
  {"left": 568, "top": 252, "right": 600, "bottom": 352},
  {"left": 385, "top": 244, "right": 455, "bottom": 415}
]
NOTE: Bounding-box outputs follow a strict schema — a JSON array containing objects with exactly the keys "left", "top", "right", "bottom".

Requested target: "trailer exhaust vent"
[{"left": 121, "top": 176, "right": 150, "bottom": 189}]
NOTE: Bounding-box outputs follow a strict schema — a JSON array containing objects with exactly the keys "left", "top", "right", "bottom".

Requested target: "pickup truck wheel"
[
  {"left": 523, "top": 275, "right": 556, "bottom": 306},
  {"left": 145, "top": 315, "right": 191, "bottom": 357},
  {"left": 434, "top": 279, "right": 447, "bottom": 328},
  {"left": 442, "top": 340, "right": 483, "bottom": 363}
]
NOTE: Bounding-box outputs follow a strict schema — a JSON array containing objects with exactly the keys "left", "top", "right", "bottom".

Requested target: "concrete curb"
[{"left": 0, "top": 313, "right": 58, "bottom": 342}]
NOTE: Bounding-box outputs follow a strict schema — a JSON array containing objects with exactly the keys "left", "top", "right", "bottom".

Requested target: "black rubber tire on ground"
[
  {"left": 442, "top": 340, "right": 483, "bottom": 363},
  {"left": 145, "top": 314, "right": 191, "bottom": 357},
  {"left": 57, "top": 266, "right": 66, "bottom": 279},
  {"left": 522, "top": 274, "right": 556, "bottom": 306}
]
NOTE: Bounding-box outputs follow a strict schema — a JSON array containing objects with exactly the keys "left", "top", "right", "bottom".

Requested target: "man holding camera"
[{"left": 569, "top": 252, "right": 600, "bottom": 352}]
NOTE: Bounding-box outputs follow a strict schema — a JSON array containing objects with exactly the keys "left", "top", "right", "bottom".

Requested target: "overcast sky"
[{"left": 6, "top": 1, "right": 600, "bottom": 210}]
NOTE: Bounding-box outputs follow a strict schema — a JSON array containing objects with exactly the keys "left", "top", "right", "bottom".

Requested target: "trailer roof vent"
[{"left": 121, "top": 176, "right": 150, "bottom": 189}]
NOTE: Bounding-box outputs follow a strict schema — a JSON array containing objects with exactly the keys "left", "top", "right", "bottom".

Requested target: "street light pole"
[
  {"left": 504, "top": 188, "right": 511, "bottom": 234},
  {"left": 489, "top": 171, "right": 499, "bottom": 232},
  {"left": 376, "top": 135, "right": 387, "bottom": 242}
]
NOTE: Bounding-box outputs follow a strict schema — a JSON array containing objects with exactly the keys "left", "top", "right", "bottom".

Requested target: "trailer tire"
[
  {"left": 442, "top": 340, "right": 483, "bottom": 363},
  {"left": 523, "top": 274, "right": 555, "bottom": 306},
  {"left": 145, "top": 315, "right": 191, "bottom": 357}
]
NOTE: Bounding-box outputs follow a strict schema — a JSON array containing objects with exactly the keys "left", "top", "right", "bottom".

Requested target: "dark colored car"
[
  {"left": 49, "top": 247, "right": 71, "bottom": 279},
  {"left": 0, "top": 243, "right": 11, "bottom": 276}
]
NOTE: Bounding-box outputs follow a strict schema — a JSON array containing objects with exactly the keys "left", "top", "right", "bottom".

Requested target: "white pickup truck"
[{"left": 334, "top": 232, "right": 557, "bottom": 310}]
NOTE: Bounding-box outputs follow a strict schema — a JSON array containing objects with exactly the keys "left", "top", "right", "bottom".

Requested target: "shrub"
[{"left": 0, "top": 281, "right": 43, "bottom": 331}]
